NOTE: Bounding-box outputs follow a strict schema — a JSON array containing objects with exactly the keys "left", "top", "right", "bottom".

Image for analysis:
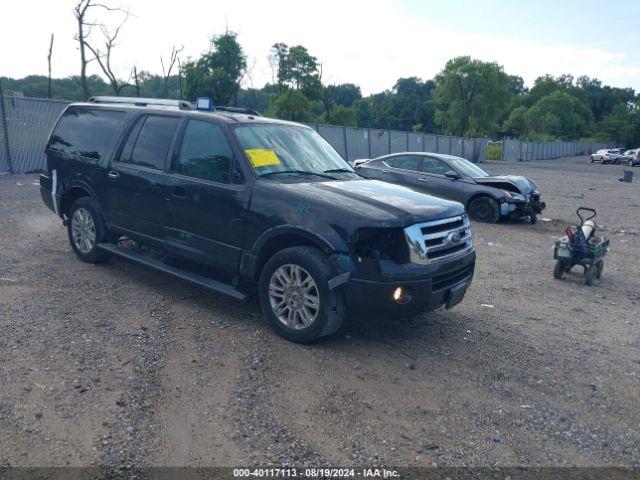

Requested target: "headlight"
[
  {"left": 352, "top": 227, "right": 408, "bottom": 263},
  {"left": 502, "top": 190, "right": 527, "bottom": 202}
]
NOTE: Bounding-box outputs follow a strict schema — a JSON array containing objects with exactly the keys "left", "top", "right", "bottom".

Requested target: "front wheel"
[
  {"left": 468, "top": 197, "right": 501, "bottom": 223},
  {"left": 596, "top": 261, "right": 604, "bottom": 279},
  {"left": 585, "top": 265, "right": 598, "bottom": 286},
  {"left": 554, "top": 261, "right": 567, "bottom": 279},
  {"left": 259, "top": 246, "right": 346, "bottom": 343},
  {"left": 67, "top": 197, "right": 111, "bottom": 263}
]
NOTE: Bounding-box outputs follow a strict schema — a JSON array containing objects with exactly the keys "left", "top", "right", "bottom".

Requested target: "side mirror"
[
  {"left": 353, "top": 159, "right": 368, "bottom": 169},
  {"left": 445, "top": 170, "right": 461, "bottom": 180}
]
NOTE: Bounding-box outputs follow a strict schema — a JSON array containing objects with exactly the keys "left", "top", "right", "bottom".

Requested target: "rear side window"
[
  {"left": 386, "top": 155, "right": 421, "bottom": 171},
  {"left": 176, "top": 120, "right": 233, "bottom": 183},
  {"left": 120, "top": 115, "right": 180, "bottom": 170},
  {"left": 47, "top": 107, "right": 125, "bottom": 160}
]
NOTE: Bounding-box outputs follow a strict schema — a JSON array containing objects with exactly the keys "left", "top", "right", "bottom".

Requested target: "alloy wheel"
[
  {"left": 268, "top": 264, "right": 320, "bottom": 329},
  {"left": 71, "top": 207, "right": 96, "bottom": 254}
]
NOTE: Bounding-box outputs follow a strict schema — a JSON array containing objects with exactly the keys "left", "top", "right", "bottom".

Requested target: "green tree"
[
  {"left": 594, "top": 104, "right": 635, "bottom": 145},
  {"left": 511, "top": 91, "right": 593, "bottom": 139},
  {"left": 328, "top": 105, "right": 356, "bottom": 126},
  {"left": 434, "top": 57, "right": 510, "bottom": 136},
  {"left": 269, "top": 89, "right": 311, "bottom": 122},
  {"left": 321, "top": 83, "right": 362, "bottom": 123},
  {"left": 503, "top": 106, "right": 528, "bottom": 137},
  {"left": 270, "top": 43, "right": 322, "bottom": 99},
  {"left": 183, "top": 32, "right": 246, "bottom": 105}
]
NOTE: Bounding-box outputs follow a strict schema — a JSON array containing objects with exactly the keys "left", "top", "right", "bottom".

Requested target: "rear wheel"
[
  {"left": 67, "top": 197, "right": 111, "bottom": 263},
  {"left": 468, "top": 196, "right": 500, "bottom": 223},
  {"left": 259, "top": 246, "right": 345, "bottom": 343},
  {"left": 585, "top": 265, "right": 598, "bottom": 286}
]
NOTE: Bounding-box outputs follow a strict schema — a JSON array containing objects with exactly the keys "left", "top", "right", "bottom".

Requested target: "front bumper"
[
  {"left": 340, "top": 250, "right": 475, "bottom": 317},
  {"left": 501, "top": 195, "right": 545, "bottom": 218}
]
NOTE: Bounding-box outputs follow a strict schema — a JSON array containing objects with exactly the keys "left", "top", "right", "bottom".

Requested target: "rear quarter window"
[{"left": 47, "top": 107, "right": 125, "bottom": 160}]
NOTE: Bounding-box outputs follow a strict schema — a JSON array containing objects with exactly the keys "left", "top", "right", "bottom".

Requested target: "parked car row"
[{"left": 590, "top": 148, "right": 640, "bottom": 165}]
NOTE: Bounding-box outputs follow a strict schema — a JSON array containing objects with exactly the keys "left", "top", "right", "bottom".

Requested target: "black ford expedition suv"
[{"left": 40, "top": 97, "right": 475, "bottom": 342}]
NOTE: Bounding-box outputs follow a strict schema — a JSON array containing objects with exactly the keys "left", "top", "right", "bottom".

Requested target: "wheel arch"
[
  {"left": 60, "top": 182, "right": 96, "bottom": 218},
  {"left": 248, "top": 227, "right": 335, "bottom": 281},
  {"left": 465, "top": 191, "right": 501, "bottom": 210}
]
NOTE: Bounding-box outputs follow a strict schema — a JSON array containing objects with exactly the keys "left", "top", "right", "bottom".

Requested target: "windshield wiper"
[
  {"left": 259, "top": 169, "right": 337, "bottom": 180},
  {"left": 323, "top": 168, "right": 354, "bottom": 174}
]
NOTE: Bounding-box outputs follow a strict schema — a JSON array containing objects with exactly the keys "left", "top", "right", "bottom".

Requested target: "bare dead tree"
[
  {"left": 160, "top": 45, "right": 184, "bottom": 98},
  {"left": 74, "top": 0, "right": 98, "bottom": 99},
  {"left": 131, "top": 66, "right": 141, "bottom": 97},
  {"left": 243, "top": 57, "right": 259, "bottom": 108},
  {"left": 176, "top": 57, "right": 184, "bottom": 100},
  {"left": 84, "top": 8, "right": 131, "bottom": 96},
  {"left": 73, "top": 1, "right": 129, "bottom": 98},
  {"left": 47, "top": 34, "right": 54, "bottom": 99}
]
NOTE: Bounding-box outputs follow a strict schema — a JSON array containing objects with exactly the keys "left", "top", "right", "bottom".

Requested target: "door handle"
[
  {"left": 172, "top": 186, "right": 186, "bottom": 198},
  {"left": 107, "top": 171, "right": 119, "bottom": 180},
  {"left": 418, "top": 177, "right": 429, "bottom": 182}
]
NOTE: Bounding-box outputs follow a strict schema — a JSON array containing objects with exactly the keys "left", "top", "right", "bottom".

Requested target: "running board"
[{"left": 97, "top": 243, "right": 248, "bottom": 301}]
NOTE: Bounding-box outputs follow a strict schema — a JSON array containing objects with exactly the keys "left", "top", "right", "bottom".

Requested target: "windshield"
[
  {"left": 233, "top": 124, "right": 354, "bottom": 176},
  {"left": 447, "top": 157, "right": 489, "bottom": 178}
]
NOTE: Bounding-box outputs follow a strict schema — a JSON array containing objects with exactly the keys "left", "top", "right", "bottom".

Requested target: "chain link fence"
[{"left": 0, "top": 95, "right": 616, "bottom": 174}]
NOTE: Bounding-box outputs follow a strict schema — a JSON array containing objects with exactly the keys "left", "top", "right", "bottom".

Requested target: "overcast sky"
[{"left": 3, "top": 0, "right": 640, "bottom": 95}]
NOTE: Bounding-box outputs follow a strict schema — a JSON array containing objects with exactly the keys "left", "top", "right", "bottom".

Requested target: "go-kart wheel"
[
  {"left": 596, "top": 261, "right": 604, "bottom": 279},
  {"left": 585, "top": 265, "right": 598, "bottom": 286},
  {"left": 553, "top": 261, "right": 566, "bottom": 280}
]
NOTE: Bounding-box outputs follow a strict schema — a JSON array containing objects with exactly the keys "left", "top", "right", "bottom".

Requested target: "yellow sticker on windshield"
[{"left": 245, "top": 149, "right": 281, "bottom": 168}]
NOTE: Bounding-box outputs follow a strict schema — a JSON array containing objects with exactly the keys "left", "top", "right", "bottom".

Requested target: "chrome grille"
[{"left": 404, "top": 214, "right": 473, "bottom": 265}]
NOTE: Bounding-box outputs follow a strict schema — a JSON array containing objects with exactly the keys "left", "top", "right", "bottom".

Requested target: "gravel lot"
[{"left": 0, "top": 157, "right": 638, "bottom": 473}]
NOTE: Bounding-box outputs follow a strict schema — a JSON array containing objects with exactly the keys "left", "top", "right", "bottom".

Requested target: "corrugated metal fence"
[
  {"left": 0, "top": 96, "right": 615, "bottom": 174},
  {"left": 500, "top": 138, "right": 612, "bottom": 161},
  {"left": 308, "top": 123, "right": 490, "bottom": 164}
]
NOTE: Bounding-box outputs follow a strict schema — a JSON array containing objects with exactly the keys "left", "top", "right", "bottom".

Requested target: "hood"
[
  {"left": 473, "top": 175, "right": 537, "bottom": 194},
  {"left": 258, "top": 178, "right": 465, "bottom": 227}
]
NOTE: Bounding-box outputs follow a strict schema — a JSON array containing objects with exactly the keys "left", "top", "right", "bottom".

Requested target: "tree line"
[{"left": 2, "top": 1, "right": 638, "bottom": 145}]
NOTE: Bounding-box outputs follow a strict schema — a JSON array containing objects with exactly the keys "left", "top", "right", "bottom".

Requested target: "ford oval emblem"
[{"left": 448, "top": 232, "right": 462, "bottom": 244}]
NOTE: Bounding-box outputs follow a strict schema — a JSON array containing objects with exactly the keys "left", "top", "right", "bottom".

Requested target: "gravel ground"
[{"left": 0, "top": 157, "right": 638, "bottom": 474}]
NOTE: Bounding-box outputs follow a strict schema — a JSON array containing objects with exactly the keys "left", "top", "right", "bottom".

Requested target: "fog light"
[{"left": 393, "top": 287, "right": 403, "bottom": 302}]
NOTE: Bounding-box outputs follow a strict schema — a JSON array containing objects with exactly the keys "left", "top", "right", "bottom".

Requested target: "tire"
[
  {"left": 468, "top": 196, "right": 501, "bottom": 223},
  {"left": 585, "top": 265, "right": 598, "bottom": 286},
  {"left": 259, "top": 246, "right": 346, "bottom": 343},
  {"left": 553, "top": 261, "right": 566, "bottom": 280},
  {"left": 67, "top": 197, "right": 111, "bottom": 263},
  {"left": 590, "top": 158, "right": 595, "bottom": 163},
  {"left": 596, "top": 261, "right": 604, "bottom": 279}
]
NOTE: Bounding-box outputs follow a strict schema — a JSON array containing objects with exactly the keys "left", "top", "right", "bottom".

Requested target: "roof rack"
[
  {"left": 88, "top": 96, "right": 194, "bottom": 110},
  {"left": 87, "top": 96, "right": 261, "bottom": 116},
  {"left": 213, "top": 106, "right": 261, "bottom": 116}
]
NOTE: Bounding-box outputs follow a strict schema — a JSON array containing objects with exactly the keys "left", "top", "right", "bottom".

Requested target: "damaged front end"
[
  {"left": 336, "top": 216, "right": 475, "bottom": 316},
  {"left": 475, "top": 176, "right": 545, "bottom": 222},
  {"left": 500, "top": 189, "right": 546, "bottom": 222}
]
